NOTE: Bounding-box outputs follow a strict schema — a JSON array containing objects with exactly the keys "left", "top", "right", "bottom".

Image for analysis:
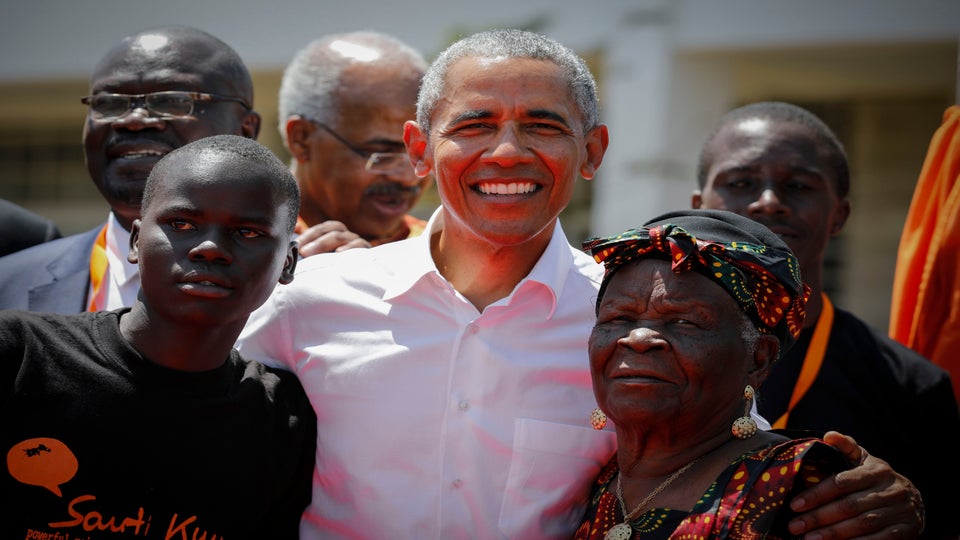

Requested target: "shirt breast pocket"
[{"left": 498, "top": 418, "right": 616, "bottom": 539}]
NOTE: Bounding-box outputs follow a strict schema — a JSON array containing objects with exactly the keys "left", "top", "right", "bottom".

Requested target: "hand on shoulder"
[{"left": 788, "top": 431, "right": 924, "bottom": 539}]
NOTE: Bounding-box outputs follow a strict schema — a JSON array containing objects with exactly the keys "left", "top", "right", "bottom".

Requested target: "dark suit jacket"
[
  {"left": 0, "top": 225, "right": 102, "bottom": 314},
  {"left": 0, "top": 199, "right": 62, "bottom": 256}
]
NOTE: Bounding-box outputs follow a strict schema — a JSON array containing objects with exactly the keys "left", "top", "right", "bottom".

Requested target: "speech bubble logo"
[{"left": 7, "top": 437, "right": 78, "bottom": 496}]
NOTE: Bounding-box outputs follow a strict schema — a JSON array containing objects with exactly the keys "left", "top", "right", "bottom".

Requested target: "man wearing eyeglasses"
[
  {"left": 278, "top": 31, "right": 430, "bottom": 256},
  {"left": 0, "top": 25, "right": 260, "bottom": 314}
]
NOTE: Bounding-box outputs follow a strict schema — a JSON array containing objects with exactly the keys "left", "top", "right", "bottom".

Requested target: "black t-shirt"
[
  {"left": 0, "top": 309, "right": 316, "bottom": 540},
  {"left": 758, "top": 306, "right": 959, "bottom": 538}
]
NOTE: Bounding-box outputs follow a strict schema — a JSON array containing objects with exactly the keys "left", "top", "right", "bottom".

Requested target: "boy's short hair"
[{"left": 144, "top": 135, "right": 301, "bottom": 234}]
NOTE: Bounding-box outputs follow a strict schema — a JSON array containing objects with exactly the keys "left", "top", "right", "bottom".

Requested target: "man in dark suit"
[
  {"left": 0, "top": 26, "right": 260, "bottom": 313},
  {"left": 0, "top": 199, "right": 61, "bottom": 256}
]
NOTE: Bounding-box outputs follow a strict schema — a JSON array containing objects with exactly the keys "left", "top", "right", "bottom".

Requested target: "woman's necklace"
[{"left": 604, "top": 457, "right": 702, "bottom": 540}]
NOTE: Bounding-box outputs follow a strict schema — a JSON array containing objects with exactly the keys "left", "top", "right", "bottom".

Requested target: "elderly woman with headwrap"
[{"left": 574, "top": 209, "right": 849, "bottom": 540}]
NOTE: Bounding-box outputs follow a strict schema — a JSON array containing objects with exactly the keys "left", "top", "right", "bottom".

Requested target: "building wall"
[
  {"left": 593, "top": 1, "right": 957, "bottom": 331},
  {"left": 1, "top": 0, "right": 957, "bottom": 331}
]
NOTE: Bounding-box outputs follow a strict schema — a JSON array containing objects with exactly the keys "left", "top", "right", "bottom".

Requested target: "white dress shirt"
[
  {"left": 238, "top": 210, "right": 617, "bottom": 540},
  {"left": 86, "top": 212, "right": 140, "bottom": 311}
]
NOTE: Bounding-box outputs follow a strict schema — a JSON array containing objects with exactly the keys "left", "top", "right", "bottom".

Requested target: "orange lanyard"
[
  {"left": 87, "top": 224, "right": 109, "bottom": 312},
  {"left": 772, "top": 292, "right": 834, "bottom": 429}
]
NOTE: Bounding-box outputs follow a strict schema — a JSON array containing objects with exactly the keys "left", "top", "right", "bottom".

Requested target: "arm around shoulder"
[{"left": 788, "top": 431, "right": 925, "bottom": 539}]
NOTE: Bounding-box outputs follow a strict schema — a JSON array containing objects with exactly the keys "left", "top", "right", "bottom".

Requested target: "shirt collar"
[
  {"left": 381, "top": 208, "right": 446, "bottom": 301},
  {"left": 514, "top": 219, "right": 574, "bottom": 318},
  {"left": 383, "top": 207, "right": 574, "bottom": 318},
  {"left": 105, "top": 212, "right": 140, "bottom": 286}
]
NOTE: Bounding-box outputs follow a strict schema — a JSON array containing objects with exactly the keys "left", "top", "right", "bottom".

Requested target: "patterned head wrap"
[{"left": 583, "top": 209, "right": 809, "bottom": 353}]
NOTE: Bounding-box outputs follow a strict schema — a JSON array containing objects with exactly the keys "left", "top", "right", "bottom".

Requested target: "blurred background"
[{"left": 0, "top": 0, "right": 956, "bottom": 330}]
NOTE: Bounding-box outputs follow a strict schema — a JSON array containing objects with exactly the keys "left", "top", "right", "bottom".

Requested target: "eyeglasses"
[
  {"left": 81, "top": 91, "right": 252, "bottom": 120},
  {"left": 313, "top": 122, "right": 411, "bottom": 175}
]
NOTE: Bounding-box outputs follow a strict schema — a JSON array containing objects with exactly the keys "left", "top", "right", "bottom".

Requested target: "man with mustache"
[
  {"left": 278, "top": 31, "right": 431, "bottom": 256},
  {"left": 0, "top": 25, "right": 260, "bottom": 313}
]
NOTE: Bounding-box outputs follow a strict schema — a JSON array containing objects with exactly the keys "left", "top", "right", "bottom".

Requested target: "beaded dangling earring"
[
  {"left": 590, "top": 408, "right": 607, "bottom": 430},
  {"left": 731, "top": 385, "right": 758, "bottom": 439}
]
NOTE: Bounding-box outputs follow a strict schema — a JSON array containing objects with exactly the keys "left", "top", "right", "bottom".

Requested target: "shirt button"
[
  {"left": 467, "top": 323, "right": 479, "bottom": 335},
  {"left": 458, "top": 400, "right": 470, "bottom": 411},
  {"left": 452, "top": 479, "right": 463, "bottom": 489}
]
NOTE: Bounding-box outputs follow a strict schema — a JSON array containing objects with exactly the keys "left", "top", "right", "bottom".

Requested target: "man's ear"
[
  {"left": 278, "top": 241, "right": 298, "bottom": 285},
  {"left": 403, "top": 120, "right": 432, "bottom": 178},
  {"left": 579, "top": 124, "right": 609, "bottom": 180},
  {"left": 830, "top": 198, "right": 851, "bottom": 236},
  {"left": 241, "top": 111, "right": 262, "bottom": 140},
  {"left": 285, "top": 117, "right": 315, "bottom": 163},
  {"left": 691, "top": 190, "right": 703, "bottom": 209},
  {"left": 748, "top": 334, "right": 780, "bottom": 388},
  {"left": 127, "top": 219, "right": 142, "bottom": 264}
]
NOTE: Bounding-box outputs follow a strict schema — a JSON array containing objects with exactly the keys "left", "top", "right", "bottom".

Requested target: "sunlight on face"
[{"left": 330, "top": 40, "right": 382, "bottom": 62}]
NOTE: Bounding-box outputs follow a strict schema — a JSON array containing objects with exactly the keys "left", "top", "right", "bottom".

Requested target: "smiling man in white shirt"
[
  {"left": 240, "top": 29, "right": 611, "bottom": 539},
  {"left": 238, "top": 29, "right": 925, "bottom": 540}
]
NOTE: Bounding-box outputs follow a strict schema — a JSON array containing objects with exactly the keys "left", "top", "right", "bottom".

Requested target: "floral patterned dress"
[{"left": 574, "top": 439, "right": 848, "bottom": 539}]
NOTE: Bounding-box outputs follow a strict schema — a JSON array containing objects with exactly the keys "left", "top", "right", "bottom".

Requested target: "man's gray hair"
[
  {"left": 278, "top": 30, "right": 427, "bottom": 140},
  {"left": 416, "top": 28, "right": 600, "bottom": 135}
]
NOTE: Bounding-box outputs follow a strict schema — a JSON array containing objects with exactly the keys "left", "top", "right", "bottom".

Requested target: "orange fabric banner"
[{"left": 890, "top": 105, "right": 960, "bottom": 401}]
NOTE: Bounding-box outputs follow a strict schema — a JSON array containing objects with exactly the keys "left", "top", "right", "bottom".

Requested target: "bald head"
[
  {"left": 83, "top": 25, "right": 261, "bottom": 231},
  {"left": 92, "top": 25, "right": 255, "bottom": 106},
  {"left": 278, "top": 30, "right": 426, "bottom": 138},
  {"left": 697, "top": 101, "right": 849, "bottom": 198}
]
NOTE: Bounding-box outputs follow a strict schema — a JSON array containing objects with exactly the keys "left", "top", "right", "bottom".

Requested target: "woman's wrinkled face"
[{"left": 588, "top": 259, "right": 757, "bottom": 434}]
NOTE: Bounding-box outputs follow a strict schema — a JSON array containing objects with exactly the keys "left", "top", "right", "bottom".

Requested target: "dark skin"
[
  {"left": 693, "top": 117, "right": 924, "bottom": 539},
  {"left": 402, "top": 57, "right": 607, "bottom": 311},
  {"left": 290, "top": 217, "right": 371, "bottom": 256},
  {"left": 83, "top": 27, "right": 261, "bottom": 232},
  {"left": 693, "top": 120, "right": 850, "bottom": 328},
  {"left": 591, "top": 260, "right": 794, "bottom": 515},
  {"left": 122, "top": 151, "right": 296, "bottom": 372},
  {"left": 285, "top": 41, "right": 429, "bottom": 255}
]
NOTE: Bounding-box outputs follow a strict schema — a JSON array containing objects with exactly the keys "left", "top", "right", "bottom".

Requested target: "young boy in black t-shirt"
[{"left": 0, "top": 135, "right": 315, "bottom": 540}]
